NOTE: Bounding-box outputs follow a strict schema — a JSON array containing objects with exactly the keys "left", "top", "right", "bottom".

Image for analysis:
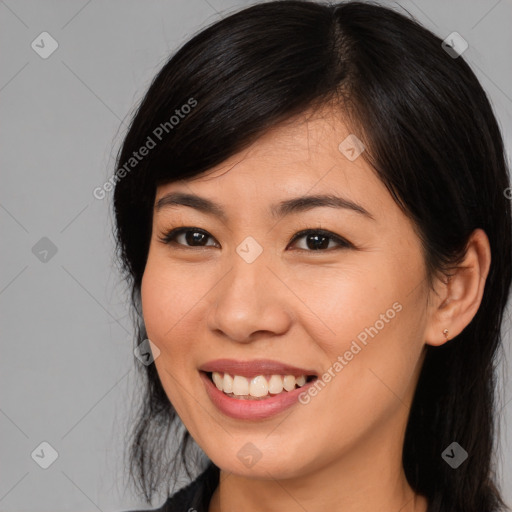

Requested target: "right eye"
[{"left": 157, "top": 227, "right": 220, "bottom": 248}]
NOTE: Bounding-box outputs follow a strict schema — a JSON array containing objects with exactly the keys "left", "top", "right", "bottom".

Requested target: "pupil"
[
  {"left": 187, "top": 231, "right": 206, "bottom": 245},
  {"left": 307, "top": 234, "right": 328, "bottom": 250}
]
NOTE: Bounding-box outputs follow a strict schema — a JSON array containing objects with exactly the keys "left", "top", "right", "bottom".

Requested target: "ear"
[{"left": 424, "top": 228, "right": 491, "bottom": 347}]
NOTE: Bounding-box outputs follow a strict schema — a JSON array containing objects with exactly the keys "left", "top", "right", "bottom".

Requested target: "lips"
[
  {"left": 199, "top": 358, "right": 318, "bottom": 379},
  {"left": 198, "top": 359, "right": 319, "bottom": 420}
]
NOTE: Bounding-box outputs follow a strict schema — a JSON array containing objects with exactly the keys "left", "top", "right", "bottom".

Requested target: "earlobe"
[{"left": 424, "top": 228, "right": 491, "bottom": 347}]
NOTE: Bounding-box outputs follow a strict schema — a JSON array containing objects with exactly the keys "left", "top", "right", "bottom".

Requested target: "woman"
[{"left": 114, "top": 1, "right": 512, "bottom": 511}]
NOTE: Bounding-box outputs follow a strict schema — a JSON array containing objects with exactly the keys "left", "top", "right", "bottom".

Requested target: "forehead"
[
  {"left": 154, "top": 107, "right": 390, "bottom": 217},
  {"left": 208, "top": 107, "right": 357, "bottom": 173}
]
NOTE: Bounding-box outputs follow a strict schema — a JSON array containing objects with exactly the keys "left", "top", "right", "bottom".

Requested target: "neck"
[{"left": 208, "top": 410, "right": 428, "bottom": 512}]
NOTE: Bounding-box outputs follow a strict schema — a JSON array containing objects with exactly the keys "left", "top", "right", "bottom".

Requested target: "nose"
[{"left": 206, "top": 252, "right": 293, "bottom": 343}]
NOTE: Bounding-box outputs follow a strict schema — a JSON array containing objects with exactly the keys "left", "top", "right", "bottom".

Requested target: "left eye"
[
  {"left": 158, "top": 227, "right": 352, "bottom": 251},
  {"left": 288, "top": 229, "right": 352, "bottom": 251},
  {"left": 158, "top": 227, "right": 219, "bottom": 248}
]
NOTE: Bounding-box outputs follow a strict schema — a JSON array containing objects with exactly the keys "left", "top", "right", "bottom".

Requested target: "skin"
[{"left": 141, "top": 106, "right": 491, "bottom": 512}]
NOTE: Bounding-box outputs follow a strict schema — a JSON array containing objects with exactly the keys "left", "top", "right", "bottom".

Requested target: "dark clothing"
[
  {"left": 127, "top": 463, "right": 219, "bottom": 512},
  {"left": 126, "top": 462, "right": 439, "bottom": 512}
]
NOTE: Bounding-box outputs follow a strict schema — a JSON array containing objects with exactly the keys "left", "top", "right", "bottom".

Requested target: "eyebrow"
[{"left": 155, "top": 192, "right": 375, "bottom": 221}]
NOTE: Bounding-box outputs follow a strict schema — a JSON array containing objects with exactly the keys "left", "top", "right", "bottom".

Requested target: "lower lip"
[{"left": 200, "top": 371, "right": 316, "bottom": 420}]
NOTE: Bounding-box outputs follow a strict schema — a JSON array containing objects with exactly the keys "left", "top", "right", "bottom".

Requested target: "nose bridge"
[
  {"left": 228, "top": 255, "right": 265, "bottom": 303},
  {"left": 207, "top": 238, "right": 291, "bottom": 342},
  {"left": 225, "top": 231, "right": 272, "bottom": 293},
  {"left": 221, "top": 238, "right": 271, "bottom": 315}
]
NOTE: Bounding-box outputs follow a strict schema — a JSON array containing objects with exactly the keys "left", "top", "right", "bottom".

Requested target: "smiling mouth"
[{"left": 204, "top": 371, "right": 317, "bottom": 400}]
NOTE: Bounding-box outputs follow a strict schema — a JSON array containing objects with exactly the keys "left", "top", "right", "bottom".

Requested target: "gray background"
[{"left": 1, "top": 0, "right": 511, "bottom": 510}]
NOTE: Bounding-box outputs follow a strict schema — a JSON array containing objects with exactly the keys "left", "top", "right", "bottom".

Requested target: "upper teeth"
[{"left": 211, "top": 372, "right": 307, "bottom": 397}]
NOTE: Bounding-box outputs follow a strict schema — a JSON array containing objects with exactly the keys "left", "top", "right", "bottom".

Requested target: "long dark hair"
[{"left": 112, "top": 1, "right": 512, "bottom": 510}]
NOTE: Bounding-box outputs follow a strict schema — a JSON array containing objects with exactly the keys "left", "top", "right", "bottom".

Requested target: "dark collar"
[{"left": 156, "top": 462, "right": 219, "bottom": 512}]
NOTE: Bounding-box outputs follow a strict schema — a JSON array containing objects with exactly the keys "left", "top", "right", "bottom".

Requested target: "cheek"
[
  {"left": 140, "top": 259, "right": 200, "bottom": 418},
  {"left": 141, "top": 264, "right": 168, "bottom": 341},
  {"left": 140, "top": 253, "right": 222, "bottom": 381},
  {"left": 140, "top": 259, "right": 192, "bottom": 378},
  {"left": 292, "top": 262, "right": 402, "bottom": 353},
  {"left": 141, "top": 255, "right": 196, "bottom": 340},
  {"left": 295, "top": 256, "right": 426, "bottom": 412}
]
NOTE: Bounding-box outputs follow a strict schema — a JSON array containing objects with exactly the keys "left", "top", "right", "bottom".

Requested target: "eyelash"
[{"left": 157, "top": 226, "right": 353, "bottom": 252}]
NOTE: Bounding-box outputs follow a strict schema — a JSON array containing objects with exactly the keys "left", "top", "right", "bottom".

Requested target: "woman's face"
[{"left": 141, "top": 110, "right": 433, "bottom": 479}]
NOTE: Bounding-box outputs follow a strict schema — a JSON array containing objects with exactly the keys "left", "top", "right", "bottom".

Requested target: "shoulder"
[{"left": 123, "top": 463, "right": 220, "bottom": 512}]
